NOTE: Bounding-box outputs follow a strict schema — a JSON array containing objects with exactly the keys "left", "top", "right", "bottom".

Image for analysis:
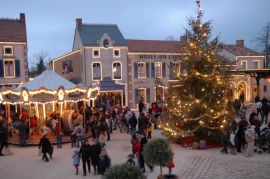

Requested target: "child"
[
  {"left": 72, "top": 148, "right": 80, "bottom": 175},
  {"left": 221, "top": 131, "right": 228, "bottom": 154},
  {"left": 99, "top": 131, "right": 106, "bottom": 148},
  {"left": 229, "top": 131, "right": 236, "bottom": 155},
  {"left": 167, "top": 154, "right": 175, "bottom": 175},
  {"left": 126, "top": 154, "right": 135, "bottom": 165},
  {"left": 147, "top": 123, "right": 152, "bottom": 139},
  {"left": 71, "top": 133, "right": 77, "bottom": 148}
]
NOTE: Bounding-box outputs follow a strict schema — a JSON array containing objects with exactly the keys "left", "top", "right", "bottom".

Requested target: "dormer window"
[
  {"left": 103, "top": 39, "right": 109, "bottom": 48},
  {"left": 4, "top": 46, "right": 13, "bottom": 55}
]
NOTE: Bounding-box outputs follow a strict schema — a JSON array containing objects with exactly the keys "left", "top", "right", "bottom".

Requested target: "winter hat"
[
  {"left": 251, "top": 125, "right": 255, "bottom": 130},
  {"left": 74, "top": 148, "right": 79, "bottom": 152},
  {"left": 100, "top": 131, "right": 105, "bottom": 135},
  {"left": 127, "top": 154, "right": 133, "bottom": 158}
]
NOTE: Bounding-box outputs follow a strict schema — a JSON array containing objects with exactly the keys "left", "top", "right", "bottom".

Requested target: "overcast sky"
[{"left": 1, "top": 0, "right": 269, "bottom": 67}]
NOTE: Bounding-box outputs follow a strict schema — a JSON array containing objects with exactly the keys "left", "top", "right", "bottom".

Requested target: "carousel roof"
[{"left": 16, "top": 69, "right": 77, "bottom": 91}]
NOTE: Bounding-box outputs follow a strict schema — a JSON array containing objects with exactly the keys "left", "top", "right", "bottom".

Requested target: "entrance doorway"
[{"left": 94, "top": 91, "right": 123, "bottom": 108}]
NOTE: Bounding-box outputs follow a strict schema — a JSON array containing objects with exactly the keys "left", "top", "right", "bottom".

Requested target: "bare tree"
[
  {"left": 28, "top": 51, "right": 50, "bottom": 77},
  {"left": 253, "top": 22, "right": 270, "bottom": 68},
  {"left": 165, "top": 35, "right": 176, "bottom": 41}
]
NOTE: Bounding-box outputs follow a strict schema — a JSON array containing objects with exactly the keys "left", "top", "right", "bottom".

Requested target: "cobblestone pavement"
[
  {"left": 177, "top": 156, "right": 270, "bottom": 179},
  {"left": 1, "top": 105, "right": 270, "bottom": 179}
]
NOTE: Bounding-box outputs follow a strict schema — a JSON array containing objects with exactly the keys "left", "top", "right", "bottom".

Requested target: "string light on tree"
[{"left": 158, "top": 0, "right": 234, "bottom": 143}]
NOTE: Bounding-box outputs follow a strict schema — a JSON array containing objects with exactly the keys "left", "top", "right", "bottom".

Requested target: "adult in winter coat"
[
  {"left": 138, "top": 113, "right": 149, "bottom": 135},
  {"left": 79, "top": 140, "right": 91, "bottom": 176},
  {"left": 236, "top": 117, "right": 248, "bottom": 152},
  {"left": 138, "top": 100, "right": 145, "bottom": 113},
  {"left": 91, "top": 139, "right": 102, "bottom": 175},
  {"left": 89, "top": 117, "right": 96, "bottom": 140},
  {"left": 105, "top": 116, "right": 111, "bottom": 141},
  {"left": 0, "top": 121, "right": 8, "bottom": 156},
  {"left": 54, "top": 122, "right": 64, "bottom": 148},
  {"left": 140, "top": 133, "right": 153, "bottom": 172},
  {"left": 39, "top": 132, "right": 51, "bottom": 162},
  {"left": 99, "top": 148, "right": 111, "bottom": 175},
  {"left": 129, "top": 113, "right": 138, "bottom": 136},
  {"left": 244, "top": 125, "right": 256, "bottom": 158},
  {"left": 111, "top": 109, "right": 117, "bottom": 130},
  {"left": 71, "top": 123, "right": 84, "bottom": 148},
  {"left": 16, "top": 120, "right": 27, "bottom": 147},
  {"left": 261, "top": 103, "right": 270, "bottom": 124},
  {"left": 251, "top": 115, "right": 261, "bottom": 137}
]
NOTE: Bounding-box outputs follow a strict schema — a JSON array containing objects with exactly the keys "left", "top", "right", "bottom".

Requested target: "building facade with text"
[{"left": 51, "top": 18, "right": 268, "bottom": 109}]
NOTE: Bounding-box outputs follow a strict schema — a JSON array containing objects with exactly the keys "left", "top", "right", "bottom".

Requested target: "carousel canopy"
[{"left": 16, "top": 69, "right": 76, "bottom": 91}]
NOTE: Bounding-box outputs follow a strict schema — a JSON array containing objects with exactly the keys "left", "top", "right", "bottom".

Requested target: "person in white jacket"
[
  {"left": 244, "top": 125, "right": 256, "bottom": 158},
  {"left": 229, "top": 131, "right": 236, "bottom": 155}
]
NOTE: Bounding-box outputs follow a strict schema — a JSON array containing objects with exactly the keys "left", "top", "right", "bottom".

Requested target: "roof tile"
[
  {"left": 127, "top": 39, "right": 185, "bottom": 53},
  {"left": 0, "top": 19, "right": 27, "bottom": 42}
]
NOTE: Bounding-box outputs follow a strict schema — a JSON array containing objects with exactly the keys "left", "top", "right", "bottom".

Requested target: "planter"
[{"left": 157, "top": 174, "right": 179, "bottom": 179}]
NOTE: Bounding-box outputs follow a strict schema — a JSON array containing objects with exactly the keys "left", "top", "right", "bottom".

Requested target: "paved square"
[{"left": 1, "top": 128, "right": 270, "bottom": 179}]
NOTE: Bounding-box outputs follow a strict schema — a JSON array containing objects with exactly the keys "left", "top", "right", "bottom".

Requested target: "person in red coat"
[{"left": 167, "top": 157, "right": 175, "bottom": 175}]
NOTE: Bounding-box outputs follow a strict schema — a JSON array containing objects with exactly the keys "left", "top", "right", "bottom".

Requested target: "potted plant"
[
  {"left": 103, "top": 163, "right": 147, "bottom": 179},
  {"left": 142, "top": 138, "right": 179, "bottom": 179}
]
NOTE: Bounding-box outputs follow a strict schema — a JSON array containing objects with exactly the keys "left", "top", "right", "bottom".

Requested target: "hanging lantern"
[{"left": 267, "top": 78, "right": 270, "bottom": 82}]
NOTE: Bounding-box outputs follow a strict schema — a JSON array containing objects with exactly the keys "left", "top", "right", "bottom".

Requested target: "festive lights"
[{"left": 158, "top": 0, "right": 234, "bottom": 143}]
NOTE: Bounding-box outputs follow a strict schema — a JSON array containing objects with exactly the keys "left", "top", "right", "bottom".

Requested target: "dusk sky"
[{"left": 1, "top": 0, "right": 269, "bottom": 67}]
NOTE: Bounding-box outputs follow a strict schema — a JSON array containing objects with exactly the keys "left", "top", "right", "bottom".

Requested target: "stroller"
[{"left": 254, "top": 127, "right": 270, "bottom": 154}]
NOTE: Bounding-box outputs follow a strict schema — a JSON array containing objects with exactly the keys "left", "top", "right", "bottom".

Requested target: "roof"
[
  {"left": 77, "top": 24, "right": 127, "bottom": 45},
  {"left": 0, "top": 18, "right": 27, "bottom": 42},
  {"left": 126, "top": 39, "right": 185, "bottom": 53},
  {"left": 15, "top": 69, "right": 77, "bottom": 91},
  {"left": 222, "top": 45, "right": 262, "bottom": 56}
]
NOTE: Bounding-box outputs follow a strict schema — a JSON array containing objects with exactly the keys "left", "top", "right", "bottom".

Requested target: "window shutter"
[
  {"left": 15, "top": 60, "right": 21, "bottom": 77},
  {"left": 146, "top": 88, "right": 150, "bottom": 103},
  {"left": 135, "top": 88, "right": 139, "bottom": 104},
  {"left": 162, "top": 62, "right": 166, "bottom": 77},
  {"left": 0, "top": 60, "right": 3, "bottom": 77},
  {"left": 151, "top": 62, "right": 155, "bottom": 78},
  {"left": 146, "top": 62, "right": 150, "bottom": 78},
  {"left": 134, "top": 62, "right": 138, "bottom": 78},
  {"left": 169, "top": 62, "right": 173, "bottom": 80}
]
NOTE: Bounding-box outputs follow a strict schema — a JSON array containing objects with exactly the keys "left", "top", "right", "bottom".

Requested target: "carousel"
[{"left": 0, "top": 69, "right": 99, "bottom": 145}]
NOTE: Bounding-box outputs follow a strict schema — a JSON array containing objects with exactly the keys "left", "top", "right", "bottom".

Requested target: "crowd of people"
[
  {"left": 36, "top": 100, "right": 163, "bottom": 176},
  {"left": 224, "top": 95, "right": 270, "bottom": 158}
]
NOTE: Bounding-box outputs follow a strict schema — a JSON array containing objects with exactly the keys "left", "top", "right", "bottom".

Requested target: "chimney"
[
  {"left": 180, "top": 36, "right": 187, "bottom": 43},
  {"left": 76, "top": 18, "right": 82, "bottom": 27},
  {"left": 20, "top": 13, "right": 25, "bottom": 23},
  {"left": 236, "top": 40, "right": 244, "bottom": 47}
]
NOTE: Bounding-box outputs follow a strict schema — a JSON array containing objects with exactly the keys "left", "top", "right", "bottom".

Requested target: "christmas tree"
[{"left": 161, "top": 0, "right": 234, "bottom": 143}]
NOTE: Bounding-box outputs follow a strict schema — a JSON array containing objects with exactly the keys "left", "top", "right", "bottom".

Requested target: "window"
[
  {"left": 253, "top": 61, "right": 259, "bottom": 69},
  {"left": 138, "top": 62, "right": 146, "bottom": 78},
  {"left": 138, "top": 88, "right": 146, "bottom": 103},
  {"left": 241, "top": 61, "right": 247, "bottom": 69},
  {"left": 4, "top": 47, "right": 13, "bottom": 55},
  {"left": 114, "top": 50, "right": 120, "bottom": 57},
  {"left": 92, "top": 63, "right": 101, "bottom": 80},
  {"left": 4, "top": 60, "right": 15, "bottom": 77},
  {"left": 156, "top": 86, "right": 164, "bottom": 102},
  {"left": 113, "top": 62, "right": 121, "bottom": 79},
  {"left": 93, "top": 50, "right": 100, "bottom": 58},
  {"left": 103, "top": 39, "right": 109, "bottom": 48},
  {"left": 155, "top": 62, "right": 162, "bottom": 78}
]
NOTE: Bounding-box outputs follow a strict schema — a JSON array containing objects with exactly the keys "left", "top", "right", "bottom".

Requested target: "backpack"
[{"left": 77, "top": 127, "right": 82, "bottom": 134}]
